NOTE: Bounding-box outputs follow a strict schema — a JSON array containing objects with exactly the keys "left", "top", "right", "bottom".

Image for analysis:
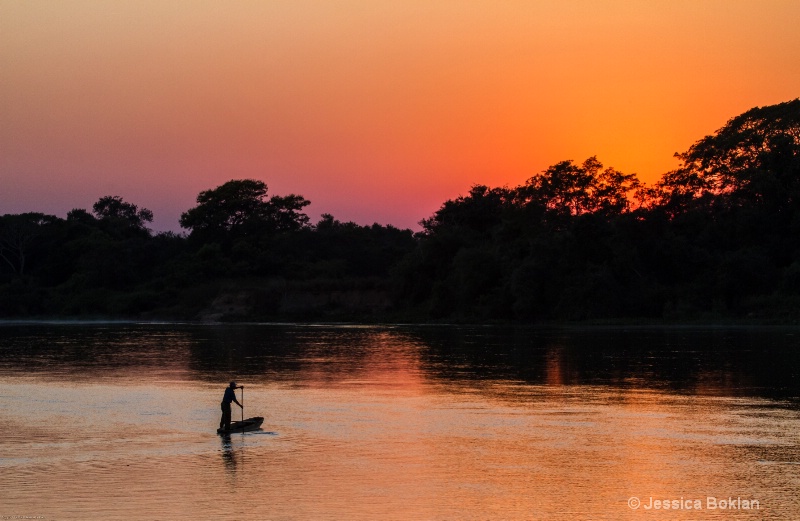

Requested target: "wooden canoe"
[{"left": 217, "top": 416, "right": 264, "bottom": 434}]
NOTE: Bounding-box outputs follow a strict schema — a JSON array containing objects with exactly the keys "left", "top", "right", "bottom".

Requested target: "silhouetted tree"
[
  {"left": 656, "top": 99, "right": 800, "bottom": 213},
  {"left": 421, "top": 185, "right": 514, "bottom": 236},
  {"left": 4, "top": 99, "right": 800, "bottom": 322},
  {"left": 265, "top": 194, "right": 312, "bottom": 232},
  {"left": 66, "top": 208, "right": 97, "bottom": 225},
  {"left": 180, "top": 179, "right": 310, "bottom": 244},
  {"left": 92, "top": 196, "right": 153, "bottom": 235},
  {"left": 519, "top": 156, "right": 641, "bottom": 216}
]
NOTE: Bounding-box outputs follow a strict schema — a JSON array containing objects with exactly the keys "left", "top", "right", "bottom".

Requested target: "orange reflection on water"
[
  {"left": 1, "top": 325, "right": 799, "bottom": 519},
  {"left": 203, "top": 384, "right": 794, "bottom": 520},
  {"left": 292, "top": 329, "right": 429, "bottom": 394}
]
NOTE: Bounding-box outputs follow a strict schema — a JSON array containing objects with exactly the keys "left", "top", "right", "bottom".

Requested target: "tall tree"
[
  {"left": 520, "top": 157, "right": 641, "bottom": 216},
  {"left": 656, "top": 99, "right": 800, "bottom": 212},
  {"left": 180, "top": 179, "right": 310, "bottom": 243},
  {"left": 92, "top": 196, "right": 153, "bottom": 232}
]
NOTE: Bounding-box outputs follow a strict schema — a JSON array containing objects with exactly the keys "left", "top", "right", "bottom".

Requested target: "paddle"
[{"left": 240, "top": 385, "right": 244, "bottom": 423}]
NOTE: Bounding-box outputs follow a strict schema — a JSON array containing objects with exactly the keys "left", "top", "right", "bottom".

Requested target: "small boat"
[{"left": 217, "top": 416, "right": 264, "bottom": 434}]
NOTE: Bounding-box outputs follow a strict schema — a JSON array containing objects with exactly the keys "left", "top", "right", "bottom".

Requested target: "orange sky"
[{"left": 2, "top": 1, "right": 799, "bottom": 231}]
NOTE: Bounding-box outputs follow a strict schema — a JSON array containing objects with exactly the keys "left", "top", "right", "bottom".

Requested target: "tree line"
[{"left": 2, "top": 99, "right": 800, "bottom": 322}]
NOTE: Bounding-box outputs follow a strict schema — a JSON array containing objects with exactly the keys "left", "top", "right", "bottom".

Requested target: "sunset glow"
[{"left": 2, "top": 1, "right": 800, "bottom": 230}]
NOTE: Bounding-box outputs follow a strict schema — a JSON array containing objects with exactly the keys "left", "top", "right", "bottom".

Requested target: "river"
[{"left": 0, "top": 323, "right": 798, "bottom": 520}]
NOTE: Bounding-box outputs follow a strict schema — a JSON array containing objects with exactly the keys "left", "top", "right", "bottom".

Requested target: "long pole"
[{"left": 241, "top": 386, "right": 244, "bottom": 423}]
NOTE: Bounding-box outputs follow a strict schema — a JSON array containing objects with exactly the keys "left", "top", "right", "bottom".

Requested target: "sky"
[{"left": 2, "top": 1, "right": 800, "bottom": 232}]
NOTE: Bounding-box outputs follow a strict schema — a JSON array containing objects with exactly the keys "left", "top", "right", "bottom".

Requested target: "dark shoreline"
[{"left": 3, "top": 315, "right": 800, "bottom": 328}]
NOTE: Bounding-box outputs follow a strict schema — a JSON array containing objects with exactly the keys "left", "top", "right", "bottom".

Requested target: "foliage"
[
  {"left": 656, "top": 99, "right": 800, "bottom": 213},
  {"left": 394, "top": 99, "right": 800, "bottom": 321},
  {"left": 0, "top": 187, "right": 415, "bottom": 319},
  {"left": 92, "top": 196, "right": 154, "bottom": 236},
  {"left": 2, "top": 100, "right": 800, "bottom": 322},
  {"left": 520, "top": 156, "right": 642, "bottom": 216},
  {"left": 179, "top": 179, "right": 310, "bottom": 244}
]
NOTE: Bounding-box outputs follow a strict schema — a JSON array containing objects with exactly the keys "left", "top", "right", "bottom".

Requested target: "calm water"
[{"left": 0, "top": 323, "right": 799, "bottom": 520}]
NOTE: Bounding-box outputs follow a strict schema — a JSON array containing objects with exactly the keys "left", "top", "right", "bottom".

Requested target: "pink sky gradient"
[{"left": 2, "top": 1, "right": 800, "bottom": 231}]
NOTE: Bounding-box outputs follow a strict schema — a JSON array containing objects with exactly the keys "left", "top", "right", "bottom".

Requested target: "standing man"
[{"left": 220, "top": 381, "right": 243, "bottom": 432}]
